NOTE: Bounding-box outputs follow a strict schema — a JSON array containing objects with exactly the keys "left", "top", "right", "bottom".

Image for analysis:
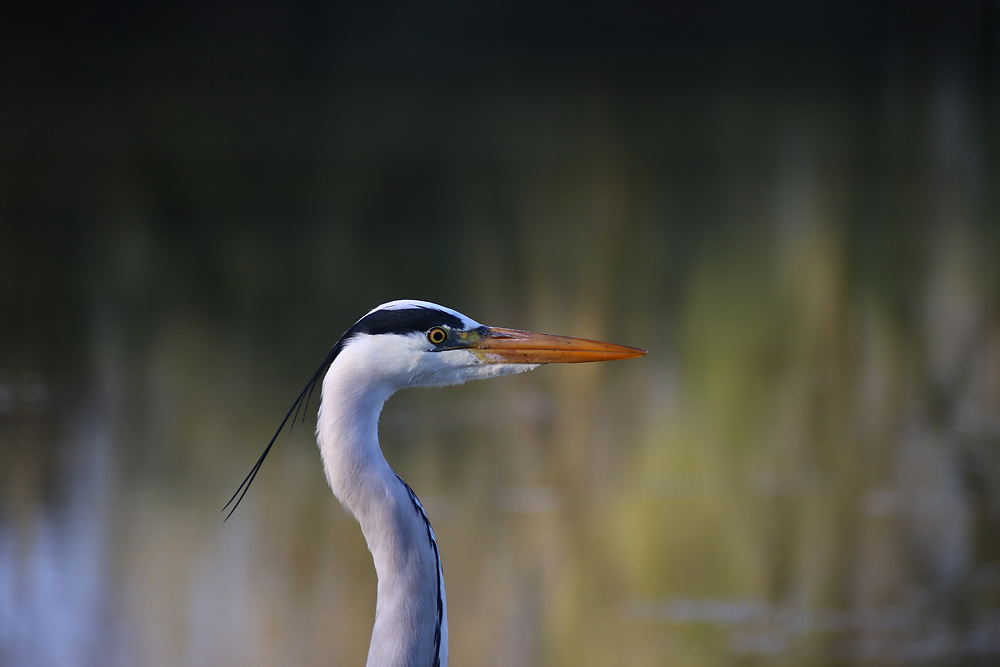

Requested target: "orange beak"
[{"left": 468, "top": 327, "right": 646, "bottom": 364}]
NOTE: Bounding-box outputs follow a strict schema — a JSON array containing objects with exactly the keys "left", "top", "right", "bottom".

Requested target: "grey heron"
[{"left": 224, "top": 300, "right": 645, "bottom": 667}]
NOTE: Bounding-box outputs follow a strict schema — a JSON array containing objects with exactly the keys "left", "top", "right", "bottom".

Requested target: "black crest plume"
[{"left": 221, "top": 340, "right": 343, "bottom": 521}]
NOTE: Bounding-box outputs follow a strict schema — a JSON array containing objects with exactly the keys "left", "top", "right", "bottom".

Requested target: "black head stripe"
[{"left": 350, "top": 307, "right": 465, "bottom": 338}]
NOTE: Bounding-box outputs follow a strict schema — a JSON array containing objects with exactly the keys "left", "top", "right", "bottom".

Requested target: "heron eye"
[{"left": 427, "top": 327, "right": 448, "bottom": 345}]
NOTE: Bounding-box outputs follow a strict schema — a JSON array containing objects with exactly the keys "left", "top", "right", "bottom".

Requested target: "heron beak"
[{"left": 468, "top": 327, "right": 647, "bottom": 364}]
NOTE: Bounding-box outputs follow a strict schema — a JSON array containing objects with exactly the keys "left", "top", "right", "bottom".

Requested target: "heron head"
[
  {"left": 223, "top": 299, "right": 645, "bottom": 520},
  {"left": 334, "top": 299, "right": 646, "bottom": 390}
]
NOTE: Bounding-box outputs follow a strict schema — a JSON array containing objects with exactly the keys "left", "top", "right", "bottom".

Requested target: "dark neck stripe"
[{"left": 395, "top": 473, "right": 444, "bottom": 667}]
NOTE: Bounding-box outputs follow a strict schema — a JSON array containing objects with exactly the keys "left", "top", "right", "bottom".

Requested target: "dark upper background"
[
  {"left": 2, "top": 0, "right": 996, "bottom": 362},
  {"left": 3, "top": 2, "right": 993, "bottom": 89}
]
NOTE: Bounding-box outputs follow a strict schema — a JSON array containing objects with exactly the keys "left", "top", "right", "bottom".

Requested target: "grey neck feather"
[{"left": 316, "top": 355, "right": 449, "bottom": 667}]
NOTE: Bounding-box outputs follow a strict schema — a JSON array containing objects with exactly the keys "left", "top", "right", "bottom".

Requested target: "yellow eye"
[{"left": 427, "top": 327, "right": 448, "bottom": 345}]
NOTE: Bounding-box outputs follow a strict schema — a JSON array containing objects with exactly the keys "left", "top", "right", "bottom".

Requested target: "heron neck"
[{"left": 317, "top": 361, "right": 449, "bottom": 667}]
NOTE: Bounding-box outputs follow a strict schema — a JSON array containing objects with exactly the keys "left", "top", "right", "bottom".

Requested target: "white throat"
[{"left": 316, "top": 345, "right": 449, "bottom": 667}]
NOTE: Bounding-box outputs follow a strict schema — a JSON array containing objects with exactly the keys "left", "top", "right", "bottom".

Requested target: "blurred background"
[{"left": 1, "top": 2, "right": 999, "bottom": 665}]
